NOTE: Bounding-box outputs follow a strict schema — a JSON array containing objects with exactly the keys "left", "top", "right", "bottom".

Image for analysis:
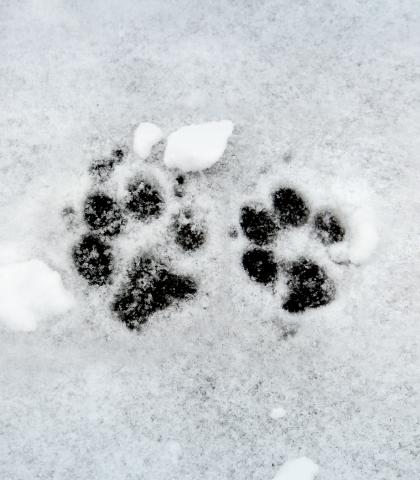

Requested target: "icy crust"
[
  {"left": 0, "top": 253, "right": 74, "bottom": 331},
  {"left": 133, "top": 122, "right": 163, "bottom": 159},
  {"left": 163, "top": 120, "right": 234, "bottom": 172},
  {"left": 273, "top": 457, "right": 319, "bottom": 480}
]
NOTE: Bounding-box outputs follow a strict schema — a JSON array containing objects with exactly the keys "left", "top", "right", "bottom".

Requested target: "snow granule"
[
  {"left": 0, "top": 257, "right": 74, "bottom": 331},
  {"left": 163, "top": 120, "right": 234, "bottom": 172},
  {"left": 133, "top": 122, "right": 163, "bottom": 159},
  {"left": 273, "top": 457, "right": 319, "bottom": 480}
]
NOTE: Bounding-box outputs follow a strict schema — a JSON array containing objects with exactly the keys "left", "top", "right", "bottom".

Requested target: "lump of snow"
[
  {"left": 163, "top": 120, "right": 234, "bottom": 172},
  {"left": 0, "top": 259, "right": 74, "bottom": 332},
  {"left": 133, "top": 122, "right": 163, "bottom": 159},
  {"left": 270, "top": 406, "right": 286, "bottom": 419},
  {"left": 273, "top": 457, "right": 319, "bottom": 480}
]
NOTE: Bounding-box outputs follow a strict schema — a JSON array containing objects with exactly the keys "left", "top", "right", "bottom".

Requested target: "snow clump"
[
  {"left": 273, "top": 457, "right": 319, "bottom": 480},
  {"left": 163, "top": 120, "right": 234, "bottom": 172},
  {"left": 133, "top": 122, "right": 163, "bottom": 159},
  {"left": 0, "top": 254, "right": 74, "bottom": 332}
]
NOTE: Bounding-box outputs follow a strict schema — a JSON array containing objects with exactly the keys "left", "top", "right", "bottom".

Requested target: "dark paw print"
[
  {"left": 112, "top": 255, "right": 197, "bottom": 329},
  {"left": 242, "top": 248, "right": 278, "bottom": 285},
  {"left": 172, "top": 209, "right": 206, "bottom": 252},
  {"left": 282, "top": 258, "right": 335, "bottom": 313},
  {"left": 125, "top": 176, "right": 165, "bottom": 221},
  {"left": 83, "top": 192, "right": 125, "bottom": 236},
  {"left": 89, "top": 147, "right": 125, "bottom": 182},
  {"left": 239, "top": 186, "right": 345, "bottom": 313},
  {"left": 240, "top": 206, "right": 278, "bottom": 246},
  {"left": 72, "top": 233, "right": 114, "bottom": 286},
  {"left": 69, "top": 147, "right": 207, "bottom": 330}
]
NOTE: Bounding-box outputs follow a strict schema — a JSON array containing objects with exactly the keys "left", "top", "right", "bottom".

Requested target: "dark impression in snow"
[
  {"left": 272, "top": 187, "right": 309, "bottom": 228},
  {"left": 71, "top": 151, "right": 204, "bottom": 328},
  {"left": 72, "top": 233, "right": 114, "bottom": 286},
  {"left": 240, "top": 205, "right": 278, "bottom": 246},
  {"left": 125, "top": 176, "right": 165, "bottom": 221},
  {"left": 89, "top": 147, "right": 126, "bottom": 182},
  {"left": 172, "top": 210, "right": 207, "bottom": 252},
  {"left": 112, "top": 255, "right": 197, "bottom": 329},
  {"left": 282, "top": 258, "right": 336, "bottom": 313},
  {"left": 313, "top": 210, "right": 345, "bottom": 245},
  {"left": 72, "top": 148, "right": 345, "bottom": 327},
  {"left": 240, "top": 186, "right": 343, "bottom": 313},
  {"left": 84, "top": 192, "right": 125, "bottom": 236},
  {"left": 242, "top": 248, "right": 278, "bottom": 285}
]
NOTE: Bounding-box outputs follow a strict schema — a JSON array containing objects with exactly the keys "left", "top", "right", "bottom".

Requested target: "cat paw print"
[
  {"left": 239, "top": 187, "right": 345, "bottom": 313},
  {"left": 68, "top": 146, "right": 207, "bottom": 330}
]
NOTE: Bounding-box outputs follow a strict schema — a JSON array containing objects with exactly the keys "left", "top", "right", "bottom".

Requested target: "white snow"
[
  {"left": 270, "top": 406, "right": 286, "bottom": 419},
  {"left": 329, "top": 207, "right": 378, "bottom": 265},
  {"left": 163, "top": 120, "right": 234, "bottom": 172},
  {"left": 133, "top": 122, "right": 163, "bottom": 159},
  {"left": 1, "top": 1, "right": 420, "bottom": 479},
  {"left": 273, "top": 457, "right": 319, "bottom": 480},
  {"left": 0, "top": 257, "right": 74, "bottom": 332}
]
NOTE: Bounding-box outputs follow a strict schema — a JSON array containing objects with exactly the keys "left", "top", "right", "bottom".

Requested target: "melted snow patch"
[
  {"left": 0, "top": 256, "right": 74, "bottom": 331},
  {"left": 273, "top": 457, "right": 319, "bottom": 480},
  {"left": 133, "top": 122, "right": 163, "bottom": 159},
  {"left": 163, "top": 120, "right": 234, "bottom": 172}
]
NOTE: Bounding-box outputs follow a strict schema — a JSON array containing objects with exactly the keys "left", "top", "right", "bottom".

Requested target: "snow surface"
[
  {"left": 163, "top": 120, "right": 234, "bottom": 171},
  {"left": 1, "top": 1, "right": 420, "bottom": 480},
  {"left": 270, "top": 406, "right": 286, "bottom": 419},
  {"left": 329, "top": 207, "right": 379, "bottom": 265},
  {"left": 0, "top": 255, "right": 74, "bottom": 331},
  {"left": 273, "top": 457, "right": 319, "bottom": 480},
  {"left": 133, "top": 122, "right": 163, "bottom": 159}
]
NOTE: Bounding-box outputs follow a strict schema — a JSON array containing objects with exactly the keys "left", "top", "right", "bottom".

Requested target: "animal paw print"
[
  {"left": 69, "top": 147, "right": 207, "bottom": 330},
  {"left": 239, "top": 187, "right": 345, "bottom": 313}
]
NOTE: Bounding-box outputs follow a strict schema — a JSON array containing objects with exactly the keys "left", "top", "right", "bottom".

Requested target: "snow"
[
  {"left": 0, "top": 256, "right": 74, "bottom": 331},
  {"left": 329, "top": 208, "right": 379, "bottom": 265},
  {"left": 273, "top": 457, "right": 319, "bottom": 480},
  {"left": 133, "top": 122, "right": 163, "bottom": 159},
  {"left": 270, "top": 406, "right": 286, "bottom": 419},
  {"left": 1, "top": 1, "right": 420, "bottom": 479},
  {"left": 163, "top": 120, "right": 234, "bottom": 172}
]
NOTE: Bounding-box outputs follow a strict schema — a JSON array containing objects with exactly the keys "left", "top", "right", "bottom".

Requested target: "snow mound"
[
  {"left": 0, "top": 257, "right": 74, "bottom": 332},
  {"left": 273, "top": 457, "right": 319, "bottom": 480},
  {"left": 133, "top": 122, "right": 163, "bottom": 159},
  {"left": 163, "top": 120, "right": 234, "bottom": 172}
]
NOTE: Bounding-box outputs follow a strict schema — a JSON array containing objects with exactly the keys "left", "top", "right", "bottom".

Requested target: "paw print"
[
  {"left": 239, "top": 187, "right": 345, "bottom": 313},
  {"left": 66, "top": 122, "right": 370, "bottom": 330},
  {"left": 69, "top": 146, "right": 207, "bottom": 330}
]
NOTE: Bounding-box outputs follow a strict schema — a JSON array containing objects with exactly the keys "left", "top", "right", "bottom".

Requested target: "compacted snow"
[{"left": 1, "top": 1, "right": 420, "bottom": 480}]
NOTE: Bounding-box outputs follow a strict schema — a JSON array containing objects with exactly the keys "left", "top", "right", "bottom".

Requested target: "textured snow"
[
  {"left": 133, "top": 122, "right": 163, "bottom": 159},
  {"left": 273, "top": 457, "right": 319, "bottom": 480},
  {"left": 163, "top": 120, "right": 234, "bottom": 171},
  {"left": 1, "top": 1, "right": 420, "bottom": 479},
  {"left": 0, "top": 255, "right": 74, "bottom": 331}
]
